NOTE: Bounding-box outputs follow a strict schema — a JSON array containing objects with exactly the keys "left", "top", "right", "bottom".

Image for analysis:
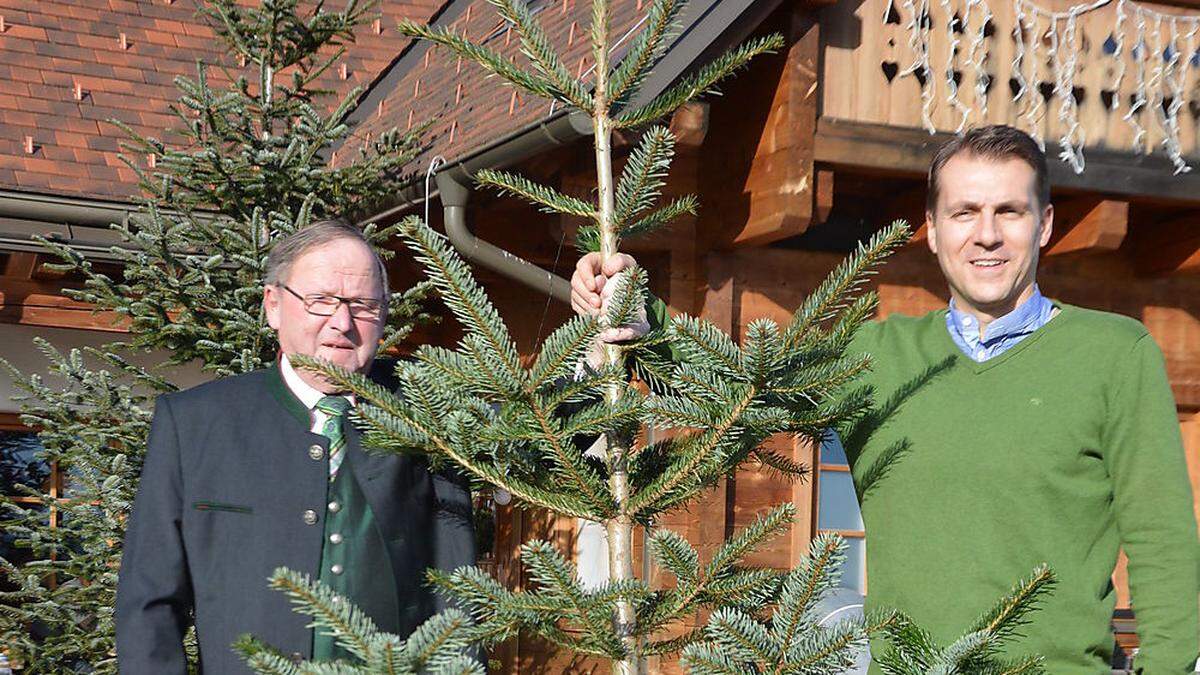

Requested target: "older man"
[
  {"left": 572, "top": 126, "right": 1199, "bottom": 672},
  {"left": 116, "top": 219, "right": 475, "bottom": 673}
]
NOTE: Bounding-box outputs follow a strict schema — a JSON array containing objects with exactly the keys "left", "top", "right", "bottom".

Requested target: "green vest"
[
  {"left": 311, "top": 449, "right": 401, "bottom": 662},
  {"left": 266, "top": 365, "right": 403, "bottom": 660}
]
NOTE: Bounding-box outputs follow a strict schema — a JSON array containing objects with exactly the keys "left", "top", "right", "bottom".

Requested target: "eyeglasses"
[{"left": 279, "top": 284, "right": 385, "bottom": 319}]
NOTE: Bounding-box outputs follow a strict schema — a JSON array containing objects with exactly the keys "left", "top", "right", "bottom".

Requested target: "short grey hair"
[{"left": 264, "top": 218, "right": 389, "bottom": 298}]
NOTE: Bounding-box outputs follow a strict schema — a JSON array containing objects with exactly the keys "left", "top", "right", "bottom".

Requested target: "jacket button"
[
  {"left": 302, "top": 509, "right": 318, "bottom": 525},
  {"left": 329, "top": 533, "right": 343, "bottom": 544},
  {"left": 331, "top": 563, "right": 344, "bottom": 575},
  {"left": 328, "top": 501, "right": 341, "bottom": 513},
  {"left": 290, "top": 652, "right": 303, "bottom": 664},
  {"left": 308, "top": 444, "right": 325, "bottom": 461}
]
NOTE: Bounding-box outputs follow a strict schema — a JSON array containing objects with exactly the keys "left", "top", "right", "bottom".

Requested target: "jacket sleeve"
[
  {"left": 1103, "top": 334, "right": 1200, "bottom": 674},
  {"left": 430, "top": 465, "right": 476, "bottom": 611},
  {"left": 115, "top": 394, "right": 193, "bottom": 673}
]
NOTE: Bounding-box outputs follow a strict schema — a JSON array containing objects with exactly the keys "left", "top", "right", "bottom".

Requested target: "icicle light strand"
[{"left": 896, "top": 0, "right": 1198, "bottom": 173}]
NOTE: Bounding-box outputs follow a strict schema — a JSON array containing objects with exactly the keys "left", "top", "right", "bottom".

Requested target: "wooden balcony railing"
[{"left": 820, "top": 0, "right": 1200, "bottom": 174}]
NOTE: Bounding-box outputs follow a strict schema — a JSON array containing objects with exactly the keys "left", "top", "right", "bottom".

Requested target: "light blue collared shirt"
[{"left": 946, "top": 286, "right": 1055, "bottom": 362}]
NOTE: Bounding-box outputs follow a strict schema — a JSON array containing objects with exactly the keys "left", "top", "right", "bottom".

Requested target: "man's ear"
[
  {"left": 1038, "top": 203, "right": 1054, "bottom": 248},
  {"left": 263, "top": 284, "right": 282, "bottom": 330},
  {"left": 925, "top": 211, "right": 938, "bottom": 255}
]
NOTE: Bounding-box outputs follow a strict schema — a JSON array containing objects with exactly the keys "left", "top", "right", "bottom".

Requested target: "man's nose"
[
  {"left": 326, "top": 300, "right": 355, "bottom": 331},
  {"left": 974, "top": 212, "right": 1002, "bottom": 247}
]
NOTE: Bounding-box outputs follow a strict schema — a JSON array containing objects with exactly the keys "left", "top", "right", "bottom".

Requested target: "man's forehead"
[
  {"left": 287, "top": 239, "right": 381, "bottom": 286},
  {"left": 938, "top": 155, "right": 1037, "bottom": 201}
]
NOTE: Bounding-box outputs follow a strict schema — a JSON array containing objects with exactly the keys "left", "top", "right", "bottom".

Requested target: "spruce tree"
[
  {"left": 0, "top": 1, "right": 432, "bottom": 671},
  {"left": 238, "top": 0, "right": 1057, "bottom": 672},
  {"left": 680, "top": 536, "right": 1056, "bottom": 674}
]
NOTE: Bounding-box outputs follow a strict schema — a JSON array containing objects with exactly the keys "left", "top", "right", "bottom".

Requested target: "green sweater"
[{"left": 844, "top": 302, "right": 1199, "bottom": 673}]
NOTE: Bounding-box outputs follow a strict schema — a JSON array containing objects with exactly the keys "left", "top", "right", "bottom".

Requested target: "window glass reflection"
[
  {"left": 0, "top": 430, "right": 48, "bottom": 494},
  {"left": 820, "top": 432, "right": 849, "bottom": 465},
  {"left": 818, "top": 470, "right": 863, "bottom": 531},
  {"left": 836, "top": 536, "right": 866, "bottom": 595}
]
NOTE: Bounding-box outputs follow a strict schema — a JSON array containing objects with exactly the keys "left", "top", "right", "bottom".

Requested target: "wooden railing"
[{"left": 820, "top": 0, "right": 1200, "bottom": 172}]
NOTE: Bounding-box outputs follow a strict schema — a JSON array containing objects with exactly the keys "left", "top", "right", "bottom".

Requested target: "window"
[
  {"left": 815, "top": 432, "right": 866, "bottom": 596},
  {"left": 0, "top": 413, "right": 58, "bottom": 593}
]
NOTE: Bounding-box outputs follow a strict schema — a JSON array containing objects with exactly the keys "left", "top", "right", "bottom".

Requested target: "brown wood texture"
[
  {"left": 700, "top": 8, "right": 823, "bottom": 249},
  {"left": 819, "top": 0, "right": 1200, "bottom": 169},
  {"left": 0, "top": 277, "right": 126, "bottom": 331},
  {"left": 1045, "top": 199, "right": 1129, "bottom": 257},
  {"left": 815, "top": 118, "right": 1200, "bottom": 204},
  {"left": 1128, "top": 213, "right": 1200, "bottom": 275}
]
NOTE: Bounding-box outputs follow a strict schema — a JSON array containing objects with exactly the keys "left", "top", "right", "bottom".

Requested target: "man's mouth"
[{"left": 970, "top": 259, "right": 1006, "bottom": 268}]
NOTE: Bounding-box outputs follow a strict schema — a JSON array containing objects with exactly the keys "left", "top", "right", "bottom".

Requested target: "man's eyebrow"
[
  {"left": 944, "top": 199, "right": 979, "bottom": 210},
  {"left": 994, "top": 199, "right": 1031, "bottom": 210}
]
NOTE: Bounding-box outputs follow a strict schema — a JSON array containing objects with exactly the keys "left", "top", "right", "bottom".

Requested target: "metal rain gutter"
[
  {"left": 0, "top": 190, "right": 139, "bottom": 261},
  {"left": 0, "top": 190, "right": 137, "bottom": 228},
  {"left": 437, "top": 110, "right": 591, "bottom": 304},
  {"left": 363, "top": 111, "right": 593, "bottom": 303},
  {"left": 363, "top": 0, "right": 778, "bottom": 303},
  {"left": 0, "top": 190, "right": 221, "bottom": 262}
]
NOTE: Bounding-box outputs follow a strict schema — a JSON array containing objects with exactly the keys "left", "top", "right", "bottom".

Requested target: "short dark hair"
[
  {"left": 926, "top": 125, "right": 1049, "bottom": 216},
  {"left": 264, "top": 218, "right": 388, "bottom": 297}
]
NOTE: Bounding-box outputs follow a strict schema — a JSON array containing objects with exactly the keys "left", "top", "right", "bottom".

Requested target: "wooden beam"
[
  {"left": 3, "top": 252, "right": 38, "bottom": 279},
  {"left": 668, "top": 102, "right": 710, "bottom": 148},
  {"left": 2, "top": 252, "right": 69, "bottom": 281},
  {"left": 1130, "top": 215, "right": 1200, "bottom": 276},
  {"left": 815, "top": 118, "right": 1200, "bottom": 205},
  {"left": 1045, "top": 199, "right": 1128, "bottom": 257},
  {"left": 703, "top": 10, "right": 821, "bottom": 249},
  {"left": 0, "top": 277, "right": 126, "bottom": 331},
  {"left": 31, "top": 256, "right": 68, "bottom": 281},
  {"left": 738, "top": 13, "right": 820, "bottom": 247},
  {"left": 814, "top": 168, "right": 834, "bottom": 224},
  {"left": 789, "top": 437, "right": 818, "bottom": 564}
]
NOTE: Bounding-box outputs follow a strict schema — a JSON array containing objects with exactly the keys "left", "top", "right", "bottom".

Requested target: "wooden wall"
[{"left": 820, "top": 0, "right": 1200, "bottom": 162}]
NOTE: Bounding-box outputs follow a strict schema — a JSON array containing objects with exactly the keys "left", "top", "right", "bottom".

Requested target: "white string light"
[
  {"left": 1011, "top": 0, "right": 1030, "bottom": 113},
  {"left": 1160, "top": 17, "right": 1188, "bottom": 173},
  {"left": 900, "top": 0, "right": 937, "bottom": 132},
  {"left": 894, "top": 0, "right": 1197, "bottom": 173},
  {"left": 967, "top": 0, "right": 993, "bottom": 119},
  {"left": 1147, "top": 13, "right": 1166, "bottom": 155},
  {"left": 1023, "top": 10, "right": 1044, "bottom": 147},
  {"left": 1111, "top": 0, "right": 1127, "bottom": 110},
  {"left": 943, "top": 0, "right": 973, "bottom": 132},
  {"left": 1124, "top": 5, "right": 1149, "bottom": 152}
]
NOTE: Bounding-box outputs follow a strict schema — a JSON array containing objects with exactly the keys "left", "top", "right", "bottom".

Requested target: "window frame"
[
  {"left": 0, "top": 411, "right": 62, "bottom": 531},
  {"left": 814, "top": 458, "right": 867, "bottom": 595}
]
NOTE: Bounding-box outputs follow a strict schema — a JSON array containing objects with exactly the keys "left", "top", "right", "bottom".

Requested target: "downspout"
[
  {"left": 423, "top": 110, "right": 593, "bottom": 304},
  {"left": 436, "top": 170, "right": 573, "bottom": 304}
]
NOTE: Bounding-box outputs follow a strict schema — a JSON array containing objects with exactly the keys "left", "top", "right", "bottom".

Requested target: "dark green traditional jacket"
[{"left": 116, "top": 362, "right": 476, "bottom": 674}]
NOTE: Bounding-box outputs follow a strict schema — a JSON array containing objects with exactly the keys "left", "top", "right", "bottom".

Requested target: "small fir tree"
[
  {"left": 235, "top": 570, "right": 484, "bottom": 675},
  {"left": 0, "top": 1, "right": 433, "bottom": 671},
  {"left": 871, "top": 564, "right": 1056, "bottom": 674},
  {"left": 680, "top": 534, "right": 1056, "bottom": 674},
  {"left": 239, "top": 0, "right": 1057, "bottom": 672}
]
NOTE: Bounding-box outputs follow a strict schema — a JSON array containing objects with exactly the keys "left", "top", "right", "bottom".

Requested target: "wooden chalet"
[{"left": 2, "top": 0, "right": 1200, "bottom": 671}]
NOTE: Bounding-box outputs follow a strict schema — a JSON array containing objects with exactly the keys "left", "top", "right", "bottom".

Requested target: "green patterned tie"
[{"left": 315, "top": 395, "right": 352, "bottom": 480}]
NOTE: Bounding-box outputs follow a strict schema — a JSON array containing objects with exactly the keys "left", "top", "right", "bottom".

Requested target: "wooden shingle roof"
[
  {"left": 338, "top": 0, "right": 775, "bottom": 179},
  {"left": 340, "top": 0, "right": 653, "bottom": 172},
  {"left": 0, "top": 0, "right": 447, "bottom": 200}
]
